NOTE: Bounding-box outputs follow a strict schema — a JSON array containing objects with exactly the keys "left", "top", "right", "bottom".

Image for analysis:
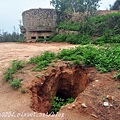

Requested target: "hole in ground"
[{"left": 30, "top": 64, "right": 89, "bottom": 113}]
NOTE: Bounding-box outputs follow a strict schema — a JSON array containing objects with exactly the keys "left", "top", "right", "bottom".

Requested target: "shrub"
[
  {"left": 17, "top": 36, "right": 25, "bottom": 43},
  {"left": 57, "top": 20, "right": 80, "bottom": 31},
  {"left": 36, "top": 38, "right": 44, "bottom": 42},
  {"left": 29, "top": 51, "right": 56, "bottom": 71},
  {"left": 20, "top": 87, "right": 26, "bottom": 93},
  {"left": 4, "top": 60, "right": 24, "bottom": 81},
  {"left": 10, "top": 79, "right": 22, "bottom": 89},
  {"left": 72, "top": 60, "right": 80, "bottom": 65},
  {"left": 50, "top": 33, "right": 91, "bottom": 45},
  {"left": 51, "top": 96, "right": 74, "bottom": 113},
  {"left": 66, "top": 34, "right": 80, "bottom": 44},
  {"left": 51, "top": 34, "right": 68, "bottom": 42},
  {"left": 56, "top": 12, "right": 120, "bottom": 44},
  {"left": 114, "top": 72, "right": 120, "bottom": 80},
  {"left": 117, "top": 86, "right": 120, "bottom": 89},
  {"left": 51, "top": 64, "right": 55, "bottom": 67},
  {"left": 57, "top": 45, "right": 120, "bottom": 72},
  {"left": 95, "top": 34, "right": 120, "bottom": 44}
]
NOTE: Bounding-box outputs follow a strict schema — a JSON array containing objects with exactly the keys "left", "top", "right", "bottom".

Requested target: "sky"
[{"left": 0, "top": 0, "right": 116, "bottom": 33}]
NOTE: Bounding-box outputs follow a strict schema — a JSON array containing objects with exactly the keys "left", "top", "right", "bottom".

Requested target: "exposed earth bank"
[{"left": 0, "top": 42, "right": 119, "bottom": 120}]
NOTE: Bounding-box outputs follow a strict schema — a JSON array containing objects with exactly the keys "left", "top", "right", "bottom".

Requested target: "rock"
[
  {"left": 72, "top": 104, "right": 76, "bottom": 108},
  {"left": 103, "top": 102, "right": 109, "bottom": 107},
  {"left": 91, "top": 114, "right": 98, "bottom": 118},
  {"left": 95, "top": 80, "right": 99, "bottom": 82},
  {"left": 110, "top": 104, "right": 113, "bottom": 107},
  {"left": 68, "top": 107, "right": 71, "bottom": 110},
  {"left": 106, "top": 95, "right": 113, "bottom": 100},
  {"left": 24, "top": 56, "right": 29, "bottom": 57},
  {"left": 81, "top": 103, "right": 87, "bottom": 108}
]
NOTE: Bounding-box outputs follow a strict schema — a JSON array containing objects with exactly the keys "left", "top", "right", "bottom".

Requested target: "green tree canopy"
[
  {"left": 50, "top": 0, "right": 101, "bottom": 17},
  {"left": 110, "top": 0, "right": 120, "bottom": 10}
]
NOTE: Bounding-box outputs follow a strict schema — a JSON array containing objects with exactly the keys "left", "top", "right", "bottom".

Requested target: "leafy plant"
[
  {"left": 10, "top": 79, "right": 22, "bottom": 89},
  {"left": 55, "top": 12, "right": 120, "bottom": 44},
  {"left": 57, "top": 21, "right": 81, "bottom": 31},
  {"left": 51, "top": 33, "right": 68, "bottom": 42},
  {"left": 57, "top": 45, "right": 120, "bottom": 72},
  {"left": 66, "top": 97, "right": 74, "bottom": 103},
  {"left": 17, "top": 36, "right": 25, "bottom": 43},
  {"left": 4, "top": 60, "right": 24, "bottom": 81},
  {"left": 51, "top": 96, "right": 74, "bottom": 113},
  {"left": 36, "top": 38, "right": 44, "bottom": 42},
  {"left": 117, "top": 86, "right": 120, "bottom": 89},
  {"left": 54, "top": 58, "right": 58, "bottom": 62},
  {"left": 72, "top": 60, "right": 80, "bottom": 65},
  {"left": 29, "top": 51, "right": 56, "bottom": 71},
  {"left": 114, "top": 72, "right": 120, "bottom": 80},
  {"left": 20, "top": 87, "right": 26, "bottom": 93},
  {"left": 51, "top": 64, "right": 55, "bottom": 67}
]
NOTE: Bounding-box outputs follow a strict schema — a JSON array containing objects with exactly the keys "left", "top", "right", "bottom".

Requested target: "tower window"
[{"left": 31, "top": 36, "right": 36, "bottom": 39}]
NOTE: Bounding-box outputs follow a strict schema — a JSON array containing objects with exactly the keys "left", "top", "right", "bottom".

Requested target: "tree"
[
  {"left": 110, "top": 0, "right": 120, "bottom": 10},
  {"left": 50, "top": 0, "right": 68, "bottom": 22},
  {"left": 50, "top": 0, "right": 101, "bottom": 21},
  {"left": 0, "top": 30, "right": 22, "bottom": 42}
]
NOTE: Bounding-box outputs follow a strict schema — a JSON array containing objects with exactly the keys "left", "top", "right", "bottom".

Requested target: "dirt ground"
[{"left": 0, "top": 42, "right": 120, "bottom": 120}]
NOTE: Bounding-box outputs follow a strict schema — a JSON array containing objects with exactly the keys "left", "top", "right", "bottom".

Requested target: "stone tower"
[{"left": 21, "top": 8, "right": 57, "bottom": 42}]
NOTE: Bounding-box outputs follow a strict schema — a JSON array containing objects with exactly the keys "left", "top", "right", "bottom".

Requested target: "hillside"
[{"left": 47, "top": 12, "right": 120, "bottom": 44}]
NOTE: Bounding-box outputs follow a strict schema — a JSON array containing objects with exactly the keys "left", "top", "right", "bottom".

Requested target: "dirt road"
[{"left": 0, "top": 42, "right": 77, "bottom": 120}]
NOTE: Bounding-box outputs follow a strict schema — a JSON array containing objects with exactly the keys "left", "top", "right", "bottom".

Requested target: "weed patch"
[
  {"left": 52, "top": 12, "right": 120, "bottom": 44},
  {"left": 29, "top": 51, "right": 56, "bottom": 71},
  {"left": 20, "top": 87, "right": 26, "bottom": 93},
  {"left": 50, "top": 96, "right": 74, "bottom": 113},
  {"left": 4, "top": 60, "right": 24, "bottom": 81},
  {"left": 58, "top": 45, "right": 120, "bottom": 72},
  {"left": 10, "top": 79, "right": 22, "bottom": 89},
  {"left": 114, "top": 72, "right": 120, "bottom": 80}
]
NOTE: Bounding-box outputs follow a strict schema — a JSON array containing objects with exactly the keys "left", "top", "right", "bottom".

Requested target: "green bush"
[
  {"left": 66, "top": 34, "right": 80, "bottom": 44},
  {"left": 59, "top": 44, "right": 119, "bottom": 72},
  {"left": 17, "top": 36, "right": 25, "bottom": 43},
  {"left": 29, "top": 51, "right": 56, "bottom": 71},
  {"left": 4, "top": 60, "right": 24, "bottom": 81},
  {"left": 10, "top": 79, "right": 22, "bottom": 89},
  {"left": 95, "top": 34, "right": 120, "bottom": 44},
  {"left": 57, "top": 45, "right": 120, "bottom": 72},
  {"left": 20, "top": 87, "right": 26, "bottom": 93},
  {"left": 89, "top": 12, "right": 120, "bottom": 36},
  {"left": 51, "top": 33, "right": 91, "bottom": 44},
  {"left": 114, "top": 72, "right": 120, "bottom": 80},
  {"left": 51, "top": 34, "right": 68, "bottom": 42},
  {"left": 57, "top": 20, "right": 80, "bottom": 31},
  {"left": 56, "top": 12, "right": 120, "bottom": 44},
  {"left": 36, "top": 38, "right": 45, "bottom": 42},
  {"left": 51, "top": 96, "right": 74, "bottom": 113}
]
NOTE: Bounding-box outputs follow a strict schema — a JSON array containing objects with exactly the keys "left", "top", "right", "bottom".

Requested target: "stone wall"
[
  {"left": 25, "top": 31, "right": 54, "bottom": 41},
  {"left": 22, "top": 8, "right": 57, "bottom": 31},
  {"left": 71, "top": 10, "right": 119, "bottom": 22},
  {"left": 22, "top": 8, "right": 57, "bottom": 41},
  {"left": 95, "top": 10, "right": 119, "bottom": 16}
]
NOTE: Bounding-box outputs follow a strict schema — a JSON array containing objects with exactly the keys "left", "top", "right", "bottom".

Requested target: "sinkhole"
[{"left": 30, "top": 64, "right": 89, "bottom": 113}]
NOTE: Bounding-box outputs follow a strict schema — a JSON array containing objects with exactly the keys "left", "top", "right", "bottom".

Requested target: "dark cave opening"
[{"left": 30, "top": 64, "right": 88, "bottom": 113}]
